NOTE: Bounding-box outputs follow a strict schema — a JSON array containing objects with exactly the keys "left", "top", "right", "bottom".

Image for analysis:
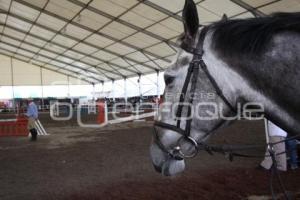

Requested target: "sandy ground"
[{"left": 0, "top": 113, "right": 299, "bottom": 200}]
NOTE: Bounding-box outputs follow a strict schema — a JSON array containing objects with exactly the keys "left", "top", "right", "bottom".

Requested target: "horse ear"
[
  {"left": 182, "top": 0, "right": 199, "bottom": 40},
  {"left": 221, "top": 14, "right": 228, "bottom": 21}
]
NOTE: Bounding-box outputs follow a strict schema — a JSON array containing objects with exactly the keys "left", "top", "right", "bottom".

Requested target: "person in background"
[
  {"left": 25, "top": 98, "right": 38, "bottom": 141},
  {"left": 258, "top": 120, "right": 287, "bottom": 171},
  {"left": 286, "top": 139, "right": 299, "bottom": 170}
]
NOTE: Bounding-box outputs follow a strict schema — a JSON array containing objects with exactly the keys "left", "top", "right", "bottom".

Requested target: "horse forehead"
[
  {"left": 165, "top": 51, "right": 192, "bottom": 73},
  {"left": 178, "top": 50, "right": 192, "bottom": 60}
]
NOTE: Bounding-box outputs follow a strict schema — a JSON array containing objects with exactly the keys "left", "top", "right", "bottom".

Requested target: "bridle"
[{"left": 153, "top": 26, "right": 236, "bottom": 160}]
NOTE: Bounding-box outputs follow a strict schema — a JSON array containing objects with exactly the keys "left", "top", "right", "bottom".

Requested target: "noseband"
[{"left": 154, "top": 27, "right": 236, "bottom": 160}]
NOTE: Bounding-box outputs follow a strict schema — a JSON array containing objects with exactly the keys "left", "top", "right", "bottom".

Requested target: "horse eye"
[
  {"left": 164, "top": 75, "right": 175, "bottom": 86},
  {"left": 180, "top": 57, "right": 190, "bottom": 66}
]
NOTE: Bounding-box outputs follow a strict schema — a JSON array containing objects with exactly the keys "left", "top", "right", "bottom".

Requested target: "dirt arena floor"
[{"left": 0, "top": 113, "right": 300, "bottom": 200}]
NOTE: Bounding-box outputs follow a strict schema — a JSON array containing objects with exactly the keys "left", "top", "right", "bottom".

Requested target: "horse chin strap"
[{"left": 153, "top": 26, "right": 236, "bottom": 160}]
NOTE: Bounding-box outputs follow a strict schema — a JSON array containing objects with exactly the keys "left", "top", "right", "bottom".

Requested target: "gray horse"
[{"left": 150, "top": 0, "right": 300, "bottom": 176}]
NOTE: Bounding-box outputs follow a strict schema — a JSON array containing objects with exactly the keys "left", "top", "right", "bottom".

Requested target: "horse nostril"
[{"left": 164, "top": 75, "right": 175, "bottom": 86}]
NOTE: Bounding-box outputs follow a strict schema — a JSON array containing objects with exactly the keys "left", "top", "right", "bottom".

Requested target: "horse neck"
[{"left": 202, "top": 32, "right": 300, "bottom": 135}]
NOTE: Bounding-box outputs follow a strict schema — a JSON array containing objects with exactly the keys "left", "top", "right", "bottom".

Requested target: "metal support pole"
[
  {"left": 124, "top": 78, "right": 127, "bottom": 104},
  {"left": 10, "top": 57, "right": 15, "bottom": 112},
  {"left": 67, "top": 76, "right": 70, "bottom": 98},
  {"left": 40, "top": 67, "right": 44, "bottom": 111},
  {"left": 264, "top": 118, "right": 270, "bottom": 144},
  {"left": 230, "top": 0, "right": 266, "bottom": 17},
  {"left": 156, "top": 70, "right": 160, "bottom": 99},
  {"left": 112, "top": 79, "right": 115, "bottom": 102},
  {"left": 124, "top": 78, "right": 127, "bottom": 112},
  {"left": 138, "top": 74, "right": 142, "bottom": 103},
  {"left": 112, "top": 79, "right": 115, "bottom": 113},
  {"left": 101, "top": 81, "right": 104, "bottom": 101},
  {"left": 101, "top": 82, "right": 104, "bottom": 94},
  {"left": 156, "top": 70, "right": 160, "bottom": 110},
  {"left": 92, "top": 83, "right": 95, "bottom": 101}
]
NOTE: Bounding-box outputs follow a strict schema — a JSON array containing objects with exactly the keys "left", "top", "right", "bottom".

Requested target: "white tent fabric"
[
  {"left": 0, "top": 0, "right": 299, "bottom": 86},
  {"left": 0, "top": 54, "right": 89, "bottom": 86}
]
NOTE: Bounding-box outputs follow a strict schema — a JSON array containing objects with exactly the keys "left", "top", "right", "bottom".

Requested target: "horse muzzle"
[{"left": 150, "top": 143, "right": 186, "bottom": 176}]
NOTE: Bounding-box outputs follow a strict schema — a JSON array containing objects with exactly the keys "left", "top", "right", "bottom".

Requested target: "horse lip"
[
  {"left": 161, "top": 162, "right": 172, "bottom": 176},
  {"left": 153, "top": 164, "right": 162, "bottom": 173},
  {"left": 162, "top": 169, "right": 171, "bottom": 176},
  {"left": 153, "top": 163, "right": 172, "bottom": 176}
]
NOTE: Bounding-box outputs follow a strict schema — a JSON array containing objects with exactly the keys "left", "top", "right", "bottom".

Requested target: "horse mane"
[{"left": 210, "top": 12, "right": 300, "bottom": 57}]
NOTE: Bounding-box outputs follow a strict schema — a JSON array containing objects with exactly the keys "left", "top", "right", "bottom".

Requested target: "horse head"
[{"left": 150, "top": 0, "right": 239, "bottom": 176}]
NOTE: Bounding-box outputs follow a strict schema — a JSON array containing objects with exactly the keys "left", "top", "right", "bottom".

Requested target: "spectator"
[
  {"left": 286, "top": 139, "right": 299, "bottom": 170},
  {"left": 25, "top": 98, "right": 38, "bottom": 141},
  {"left": 259, "top": 120, "right": 287, "bottom": 171}
]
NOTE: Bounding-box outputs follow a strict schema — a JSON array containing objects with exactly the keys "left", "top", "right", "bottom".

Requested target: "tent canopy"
[{"left": 0, "top": 0, "right": 299, "bottom": 85}]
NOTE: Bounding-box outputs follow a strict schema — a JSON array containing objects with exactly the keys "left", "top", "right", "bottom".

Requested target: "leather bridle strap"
[
  {"left": 175, "top": 27, "right": 209, "bottom": 131},
  {"left": 154, "top": 121, "right": 186, "bottom": 135},
  {"left": 175, "top": 61, "right": 195, "bottom": 129},
  {"left": 200, "top": 62, "right": 236, "bottom": 113},
  {"left": 185, "top": 63, "right": 200, "bottom": 135}
]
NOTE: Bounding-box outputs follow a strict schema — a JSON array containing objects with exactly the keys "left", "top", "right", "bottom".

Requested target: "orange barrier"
[
  {"left": 97, "top": 102, "right": 105, "bottom": 124},
  {"left": 0, "top": 116, "right": 29, "bottom": 137}
]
